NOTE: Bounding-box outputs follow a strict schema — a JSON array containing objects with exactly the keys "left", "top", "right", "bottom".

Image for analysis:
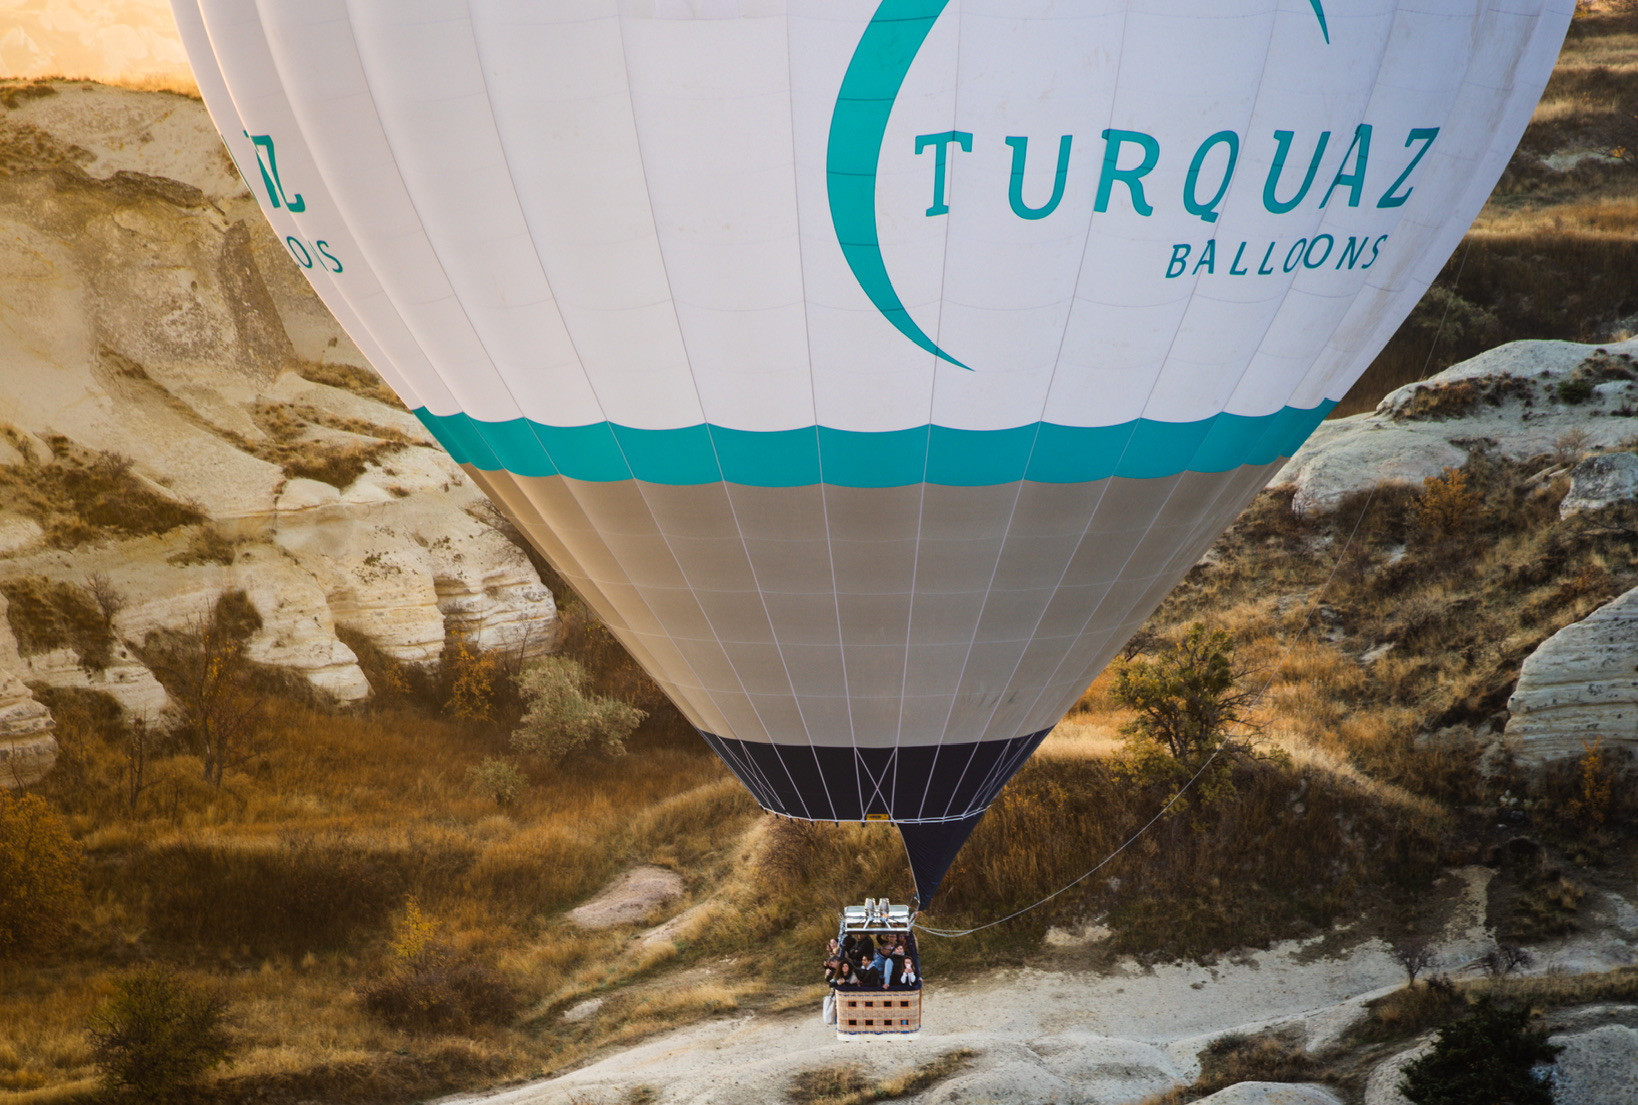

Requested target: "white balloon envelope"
[{"left": 172, "top": 0, "right": 1572, "bottom": 904}]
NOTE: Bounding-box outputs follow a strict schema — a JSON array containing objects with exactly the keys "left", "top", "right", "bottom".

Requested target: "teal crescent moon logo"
[{"left": 824, "top": 0, "right": 1331, "bottom": 371}]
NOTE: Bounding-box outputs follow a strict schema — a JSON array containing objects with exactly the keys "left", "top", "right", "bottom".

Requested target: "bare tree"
[
  {"left": 1392, "top": 935, "right": 1438, "bottom": 985},
  {"left": 1476, "top": 943, "right": 1533, "bottom": 979},
  {"left": 140, "top": 593, "right": 267, "bottom": 788},
  {"left": 122, "top": 718, "right": 156, "bottom": 811},
  {"left": 84, "top": 572, "right": 126, "bottom": 630}
]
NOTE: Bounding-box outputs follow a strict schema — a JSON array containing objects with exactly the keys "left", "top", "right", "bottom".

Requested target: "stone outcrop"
[
  {"left": 1550, "top": 1010, "right": 1638, "bottom": 1105},
  {"left": 1560, "top": 451, "right": 1638, "bottom": 518},
  {"left": 0, "top": 594, "right": 55, "bottom": 787},
  {"left": 0, "top": 82, "right": 558, "bottom": 781},
  {"left": 1505, "top": 585, "right": 1638, "bottom": 768},
  {"left": 1193, "top": 1085, "right": 1343, "bottom": 1105},
  {"left": 1276, "top": 338, "right": 1638, "bottom": 515}
]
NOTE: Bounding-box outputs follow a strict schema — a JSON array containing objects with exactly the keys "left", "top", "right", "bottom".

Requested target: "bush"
[
  {"left": 360, "top": 953, "right": 521, "bottom": 1034},
  {"left": 1111, "top": 623, "right": 1258, "bottom": 791},
  {"left": 361, "top": 902, "right": 520, "bottom": 1033},
  {"left": 510, "top": 655, "right": 645, "bottom": 762},
  {"left": 88, "top": 967, "right": 236, "bottom": 1102},
  {"left": 1399, "top": 997, "right": 1561, "bottom": 1105},
  {"left": 1416, "top": 468, "right": 1485, "bottom": 538},
  {"left": 0, "top": 791, "right": 85, "bottom": 956},
  {"left": 468, "top": 757, "right": 525, "bottom": 807},
  {"left": 444, "top": 635, "right": 504, "bottom": 724}
]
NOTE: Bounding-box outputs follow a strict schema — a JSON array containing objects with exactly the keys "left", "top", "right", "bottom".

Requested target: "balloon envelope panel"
[{"left": 172, "top": 0, "right": 1572, "bottom": 899}]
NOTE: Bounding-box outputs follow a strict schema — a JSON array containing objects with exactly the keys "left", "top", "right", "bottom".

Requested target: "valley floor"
[{"left": 449, "top": 868, "right": 1638, "bottom": 1105}]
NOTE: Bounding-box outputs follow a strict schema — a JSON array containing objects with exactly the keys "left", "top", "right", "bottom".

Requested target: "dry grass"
[
  {"left": 0, "top": 435, "right": 202, "bottom": 549},
  {"left": 238, "top": 401, "right": 412, "bottom": 490},
  {"left": 293, "top": 363, "right": 407, "bottom": 411},
  {"left": 1353, "top": 967, "right": 1638, "bottom": 1046},
  {"left": 1141, "top": 1031, "right": 1324, "bottom": 1105},
  {"left": 3, "top": 679, "right": 759, "bottom": 1103}
]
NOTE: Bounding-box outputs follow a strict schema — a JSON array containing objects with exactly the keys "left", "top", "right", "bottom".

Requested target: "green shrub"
[
  {"left": 1400, "top": 997, "right": 1561, "bottom": 1105},
  {"left": 0, "top": 791, "right": 85, "bottom": 957},
  {"left": 89, "top": 968, "right": 236, "bottom": 1101},
  {"left": 468, "top": 757, "right": 525, "bottom": 807},
  {"left": 1111, "top": 622, "right": 1258, "bottom": 791},
  {"left": 510, "top": 655, "right": 645, "bottom": 762},
  {"left": 1556, "top": 376, "right": 1595, "bottom": 404}
]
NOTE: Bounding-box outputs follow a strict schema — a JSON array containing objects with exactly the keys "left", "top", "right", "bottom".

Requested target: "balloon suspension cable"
[
  {"left": 917, "top": 240, "right": 1480, "bottom": 939},
  {"left": 915, "top": 480, "right": 1384, "bottom": 940}
]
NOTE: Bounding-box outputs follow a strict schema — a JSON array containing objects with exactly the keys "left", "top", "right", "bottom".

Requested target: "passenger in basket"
[
  {"left": 867, "top": 944, "right": 890, "bottom": 987},
  {"left": 897, "top": 956, "right": 918, "bottom": 989},
  {"left": 832, "top": 958, "right": 854, "bottom": 988},
  {"left": 884, "top": 939, "right": 906, "bottom": 989}
]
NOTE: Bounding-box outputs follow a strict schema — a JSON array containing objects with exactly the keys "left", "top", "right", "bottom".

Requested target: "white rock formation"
[
  {"left": 1276, "top": 338, "right": 1638, "bottom": 515},
  {"left": 1505, "top": 585, "right": 1638, "bottom": 767},
  {"left": 0, "top": 82, "right": 558, "bottom": 748},
  {"left": 0, "top": 594, "right": 55, "bottom": 788},
  {"left": 1560, "top": 451, "right": 1638, "bottom": 517},
  {"left": 1192, "top": 1084, "right": 1342, "bottom": 1105},
  {"left": 1551, "top": 1018, "right": 1638, "bottom": 1105},
  {"left": 1362, "top": 1040, "right": 1430, "bottom": 1105}
]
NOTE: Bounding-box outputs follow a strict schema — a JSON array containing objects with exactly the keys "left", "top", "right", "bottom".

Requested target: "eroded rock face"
[
  {"left": 0, "top": 83, "right": 558, "bottom": 766},
  {"left": 1506, "top": 585, "right": 1638, "bottom": 768},
  {"left": 0, "top": 595, "right": 55, "bottom": 788},
  {"left": 1275, "top": 338, "right": 1638, "bottom": 516},
  {"left": 1560, "top": 451, "right": 1638, "bottom": 518}
]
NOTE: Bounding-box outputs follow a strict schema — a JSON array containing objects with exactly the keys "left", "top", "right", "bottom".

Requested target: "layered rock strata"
[
  {"left": 1506, "top": 585, "right": 1638, "bottom": 768},
  {"left": 0, "top": 81, "right": 557, "bottom": 782}
]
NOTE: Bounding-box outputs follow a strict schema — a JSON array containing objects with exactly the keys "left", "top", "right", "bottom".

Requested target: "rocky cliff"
[
  {"left": 0, "top": 80, "right": 556, "bottom": 783},
  {"left": 1276, "top": 340, "right": 1638, "bottom": 771}
]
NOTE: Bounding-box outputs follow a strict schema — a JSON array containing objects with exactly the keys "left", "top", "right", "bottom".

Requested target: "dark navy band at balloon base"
[{"left": 698, "top": 728, "right": 1052, "bottom": 906}]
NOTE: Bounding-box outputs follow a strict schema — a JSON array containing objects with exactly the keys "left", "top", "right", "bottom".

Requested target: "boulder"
[
  {"left": 1275, "top": 338, "right": 1638, "bottom": 515},
  {"left": 1363, "top": 1041, "right": 1430, "bottom": 1105},
  {"left": 1192, "top": 1083, "right": 1343, "bottom": 1105},
  {"left": 1549, "top": 1023, "right": 1638, "bottom": 1105},
  {"left": 1505, "top": 585, "right": 1638, "bottom": 767},
  {"left": 1560, "top": 451, "right": 1638, "bottom": 517}
]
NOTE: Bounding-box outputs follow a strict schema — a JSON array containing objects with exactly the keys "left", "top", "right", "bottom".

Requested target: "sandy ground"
[{"left": 442, "top": 865, "right": 1638, "bottom": 1105}]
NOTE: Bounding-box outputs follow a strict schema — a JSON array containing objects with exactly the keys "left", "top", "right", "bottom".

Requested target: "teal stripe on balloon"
[
  {"left": 827, "top": 0, "right": 970, "bottom": 370},
  {"left": 413, "top": 404, "right": 1334, "bottom": 488}
]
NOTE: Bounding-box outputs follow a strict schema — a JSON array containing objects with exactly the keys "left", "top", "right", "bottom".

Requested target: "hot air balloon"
[{"left": 170, "top": 0, "right": 1574, "bottom": 908}]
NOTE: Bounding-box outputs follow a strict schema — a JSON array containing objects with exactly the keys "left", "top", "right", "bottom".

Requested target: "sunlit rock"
[{"left": 1506, "top": 585, "right": 1638, "bottom": 768}]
